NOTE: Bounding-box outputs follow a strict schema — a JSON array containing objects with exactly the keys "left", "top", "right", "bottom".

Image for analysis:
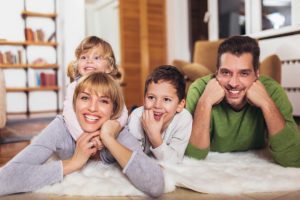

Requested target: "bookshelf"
[{"left": 0, "top": 0, "right": 59, "bottom": 115}]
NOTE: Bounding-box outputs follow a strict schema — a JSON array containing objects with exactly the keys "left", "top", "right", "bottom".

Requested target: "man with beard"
[{"left": 185, "top": 35, "right": 300, "bottom": 167}]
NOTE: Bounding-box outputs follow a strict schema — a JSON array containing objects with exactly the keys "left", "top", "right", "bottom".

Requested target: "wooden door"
[{"left": 119, "top": 0, "right": 166, "bottom": 110}]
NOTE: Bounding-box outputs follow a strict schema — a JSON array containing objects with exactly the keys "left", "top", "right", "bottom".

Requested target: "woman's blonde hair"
[
  {"left": 73, "top": 72, "right": 124, "bottom": 120},
  {"left": 67, "top": 36, "right": 121, "bottom": 82}
]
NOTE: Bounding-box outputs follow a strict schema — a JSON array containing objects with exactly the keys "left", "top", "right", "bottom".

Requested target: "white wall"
[
  {"left": 166, "top": 0, "right": 191, "bottom": 63},
  {"left": 59, "top": 0, "right": 85, "bottom": 93},
  {"left": 85, "top": 0, "right": 120, "bottom": 65},
  {"left": 259, "top": 34, "right": 300, "bottom": 116}
]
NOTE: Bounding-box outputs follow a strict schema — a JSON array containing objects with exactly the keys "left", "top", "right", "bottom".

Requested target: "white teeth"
[
  {"left": 229, "top": 90, "right": 239, "bottom": 94},
  {"left": 154, "top": 112, "right": 162, "bottom": 116},
  {"left": 85, "top": 115, "right": 99, "bottom": 121}
]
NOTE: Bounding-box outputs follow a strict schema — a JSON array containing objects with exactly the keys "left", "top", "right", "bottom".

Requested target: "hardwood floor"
[{"left": 0, "top": 141, "right": 29, "bottom": 167}]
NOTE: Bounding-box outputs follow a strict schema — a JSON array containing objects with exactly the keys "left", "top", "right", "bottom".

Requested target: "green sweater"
[{"left": 185, "top": 75, "right": 300, "bottom": 167}]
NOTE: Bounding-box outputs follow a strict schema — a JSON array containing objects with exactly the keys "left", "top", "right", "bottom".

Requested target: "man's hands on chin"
[
  {"left": 247, "top": 79, "right": 285, "bottom": 135},
  {"left": 246, "top": 80, "right": 271, "bottom": 108},
  {"left": 200, "top": 78, "right": 225, "bottom": 107}
]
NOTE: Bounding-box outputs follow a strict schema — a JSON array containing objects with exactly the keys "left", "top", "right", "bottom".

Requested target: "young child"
[
  {"left": 0, "top": 72, "right": 164, "bottom": 197},
  {"left": 127, "top": 65, "right": 193, "bottom": 163},
  {"left": 63, "top": 36, "right": 128, "bottom": 141}
]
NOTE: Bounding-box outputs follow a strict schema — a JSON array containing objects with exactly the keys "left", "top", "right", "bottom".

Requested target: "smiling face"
[
  {"left": 216, "top": 52, "right": 259, "bottom": 110},
  {"left": 77, "top": 45, "right": 111, "bottom": 76},
  {"left": 75, "top": 89, "right": 114, "bottom": 133},
  {"left": 144, "top": 80, "right": 185, "bottom": 129}
]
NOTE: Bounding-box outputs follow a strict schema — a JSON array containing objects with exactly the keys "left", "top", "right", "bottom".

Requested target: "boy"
[{"left": 128, "top": 65, "right": 192, "bottom": 163}]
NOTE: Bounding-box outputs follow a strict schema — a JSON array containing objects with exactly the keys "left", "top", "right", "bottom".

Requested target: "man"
[{"left": 185, "top": 35, "right": 300, "bottom": 167}]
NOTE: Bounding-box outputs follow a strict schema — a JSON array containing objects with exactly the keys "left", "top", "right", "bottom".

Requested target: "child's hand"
[
  {"left": 100, "top": 120, "right": 121, "bottom": 141},
  {"left": 141, "top": 109, "right": 164, "bottom": 148}
]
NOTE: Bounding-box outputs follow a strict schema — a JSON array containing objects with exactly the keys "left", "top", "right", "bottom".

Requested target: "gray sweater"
[{"left": 0, "top": 115, "right": 164, "bottom": 197}]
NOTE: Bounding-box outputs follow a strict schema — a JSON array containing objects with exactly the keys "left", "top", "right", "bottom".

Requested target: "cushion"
[
  {"left": 193, "top": 40, "right": 223, "bottom": 72},
  {"left": 260, "top": 54, "right": 281, "bottom": 83},
  {"left": 181, "top": 63, "right": 213, "bottom": 81},
  {"left": 0, "top": 69, "right": 6, "bottom": 128},
  {"left": 172, "top": 59, "right": 190, "bottom": 74}
]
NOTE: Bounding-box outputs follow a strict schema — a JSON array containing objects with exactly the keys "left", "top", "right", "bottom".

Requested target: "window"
[
  {"left": 261, "top": 0, "right": 291, "bottom": 30},
  {"left": 218, "top": 0, "right": 245, "bottom": 38}
]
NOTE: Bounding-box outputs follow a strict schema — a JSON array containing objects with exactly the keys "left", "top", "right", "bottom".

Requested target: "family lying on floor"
[{"left": 1, "top": 35, "right": 300, "bottom": 197}]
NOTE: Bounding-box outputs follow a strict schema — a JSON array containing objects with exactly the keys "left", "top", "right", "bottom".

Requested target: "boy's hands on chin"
[
  {"left": 141, "top": 109, "right": 164, "bottom": 148},
  {"left": 246, "top": 80, "right": 270, "bottom": 108}
]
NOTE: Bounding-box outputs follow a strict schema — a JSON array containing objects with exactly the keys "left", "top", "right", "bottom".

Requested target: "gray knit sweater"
[{"left": 0, "top": 115, "right": 164, "bottom": 197}]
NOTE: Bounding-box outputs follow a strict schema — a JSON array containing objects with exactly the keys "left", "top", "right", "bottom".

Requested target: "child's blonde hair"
[
  {"left": 73, "top": 72, "right": 124, "bottom": 120},
  {"left": 67, "top": 36, "right": 121, "bottom": 82}
]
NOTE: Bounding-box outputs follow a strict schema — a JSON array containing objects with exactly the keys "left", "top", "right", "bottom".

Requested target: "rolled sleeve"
[{"left": 185, "top": 143, "right": 209, "bottom": 160}]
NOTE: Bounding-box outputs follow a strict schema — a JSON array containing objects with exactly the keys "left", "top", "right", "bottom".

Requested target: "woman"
[{"left": 0, "top": 72, "right": 164, "bottom": 197}]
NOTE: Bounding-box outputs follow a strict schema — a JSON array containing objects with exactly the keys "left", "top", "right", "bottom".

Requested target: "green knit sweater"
[{"left": 185, "top": 75, "right": 300, "bottom": 167}]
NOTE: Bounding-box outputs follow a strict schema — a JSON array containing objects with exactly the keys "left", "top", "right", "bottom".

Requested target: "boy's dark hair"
[
  {"left": 144, "top": 65, "right": 186, "bottom": 101},
  {"left": 216, "top": 35, "right": 260, "bottom": 71}
]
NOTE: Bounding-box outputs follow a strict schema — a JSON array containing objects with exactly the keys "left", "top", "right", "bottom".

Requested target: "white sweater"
[{"left": 128, "top": 106, "right": 193, "bottom": 163}]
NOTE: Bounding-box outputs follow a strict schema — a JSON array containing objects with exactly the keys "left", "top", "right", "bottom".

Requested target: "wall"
[
  {"left": 60, "top": 0, "right": 85, "bottom": 86},
  {"left": 85, "top": 0, "right": 120, "bottom": 65},
  {"left": 166, "top": 0, "right": 191, "bottom": 63},
  {"left": 259, "top": 33, "right": 300, "bottom": 116}
]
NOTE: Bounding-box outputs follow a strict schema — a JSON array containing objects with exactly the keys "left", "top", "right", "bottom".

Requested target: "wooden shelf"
[
  {"left": 6, "top": 86, "right": 59, "bottom": 92},
  {"left": 0, "top": 64, "right": 28, "bottom": 68},
  {"left": 21, "top": 11, "right": 57, "bottom": 19},
  {"left": 25, "top": 41, "right": 58, "bottom": 46},
  {"left": 30, "top": 64, "right": 58, "bottom": 69},
  {"left": 0, "top": 41, "right": 25, "bottom": 46},
  {"left": 0, "top": 40, "right": 57, "bottom": 47},
  {"left": 0, "top": 64, "right": 58, "bottom": 69}
]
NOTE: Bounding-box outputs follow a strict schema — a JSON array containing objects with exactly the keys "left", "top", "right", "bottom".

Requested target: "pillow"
[
  {"left": 0, "top": 69, "right": 6, "bottom": 128},
  {"left": 260, "top": 54, "right": 281, "bottom": 83},
  {"left": 181, "top": 63, "right": 213, "bottom": 81},
  {"left": 172, "top": 59, "right": 190, "bottom": 74}
]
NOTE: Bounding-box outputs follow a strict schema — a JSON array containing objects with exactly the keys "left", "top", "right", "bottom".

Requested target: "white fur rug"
[{"left": 37, "top": 149, "right": 300, "bottom": 196}]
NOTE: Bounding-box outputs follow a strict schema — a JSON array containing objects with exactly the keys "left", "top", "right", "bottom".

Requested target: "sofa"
[
  {"left": 173, "top": 39, "right": 281, "bottom": 91},
  {"left": 0, "top": 69, "right": 6, "bottom": 128}
]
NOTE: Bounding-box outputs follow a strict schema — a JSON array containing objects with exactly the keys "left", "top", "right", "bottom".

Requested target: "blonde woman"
[{"left": 0, "top": 73, "right": 164, "bottom": 197}]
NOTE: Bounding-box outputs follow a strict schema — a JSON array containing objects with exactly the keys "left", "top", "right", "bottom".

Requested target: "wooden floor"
[{"left": 1, "top": 115, "right": 300, "bottom": 199}]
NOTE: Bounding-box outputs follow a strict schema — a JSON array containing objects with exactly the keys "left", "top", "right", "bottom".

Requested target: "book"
[
  {"left": 17, "top": 50, "right": 23, "bottom": 64},
  {"left": 24, "top": 28, "right": 34, "bottom": 41},
  {"left": 0, "top": 51, "right": 3, "bottom": 64},
  {"left": 36, "top": 29, "right": 45, "bottom": 42}
]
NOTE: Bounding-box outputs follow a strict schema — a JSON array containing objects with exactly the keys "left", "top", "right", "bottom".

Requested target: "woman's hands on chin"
[{"left": 62, "top": 131, "right": 100, "bottom": 175}]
